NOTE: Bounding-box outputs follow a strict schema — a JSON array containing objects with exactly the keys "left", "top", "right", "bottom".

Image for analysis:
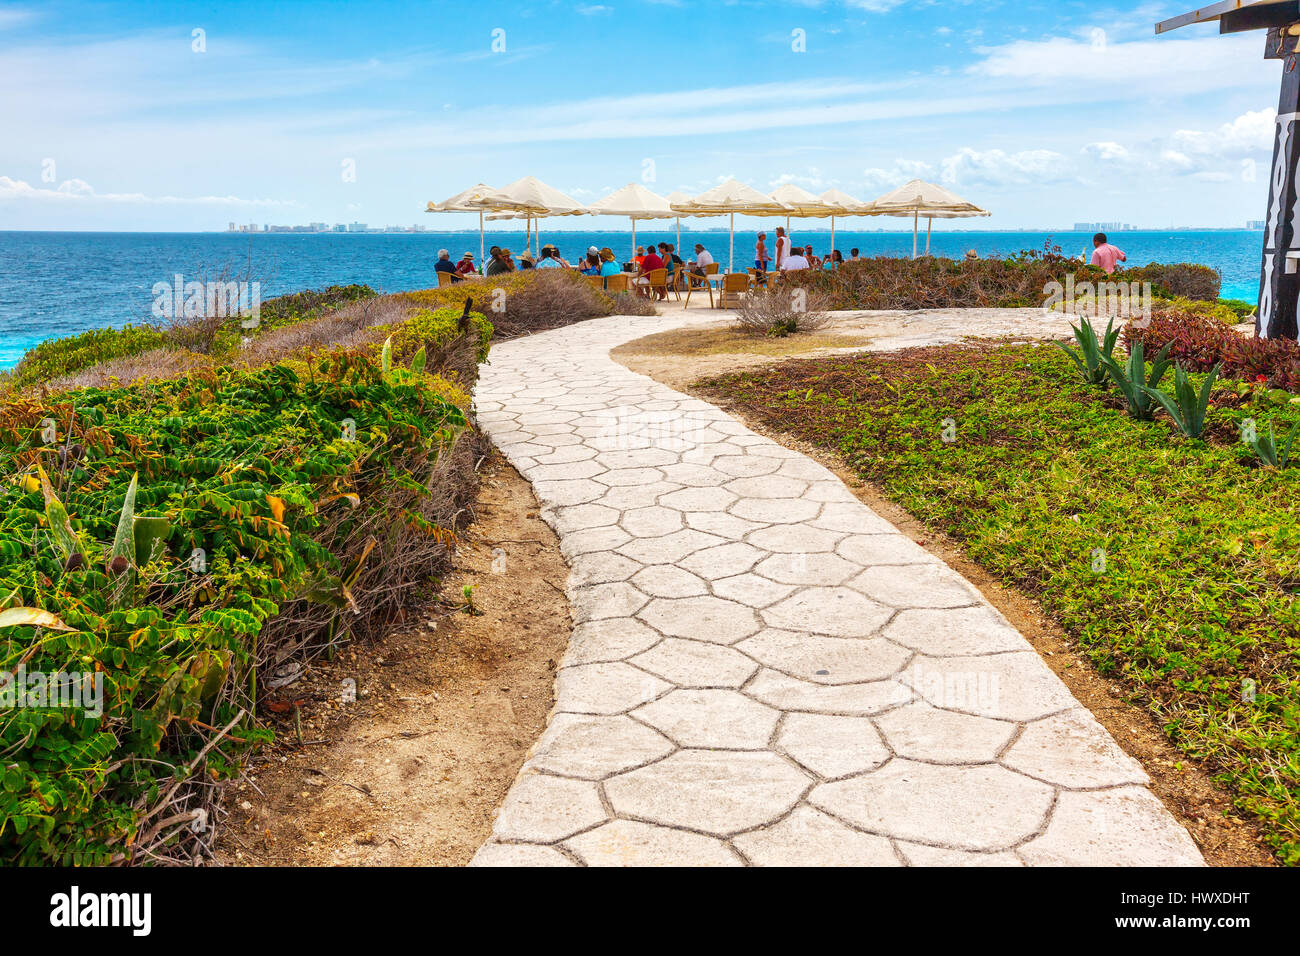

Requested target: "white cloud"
[
  {"left": 576, "top": 4, "right": 612, "bottom": 14},
  {"left": 1082, "top": 141, "right": 1130, "bottom": 162},
  {"left": 0, "top": 176, "right": 292, "bottom": 207},
  {"left": 940, "top": 148, "right": 1066, "bottom": 187},
  {"left": 860, "top": 159, "right": 933, "bottom": 191},
  {"left": 1172, "top": 108, "right": 1274, "bottom": 158}
]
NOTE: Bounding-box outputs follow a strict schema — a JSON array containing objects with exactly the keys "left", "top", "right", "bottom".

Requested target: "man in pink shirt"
[{"left": 1090, "top": 232, "right": 1126, "bottom": 274}]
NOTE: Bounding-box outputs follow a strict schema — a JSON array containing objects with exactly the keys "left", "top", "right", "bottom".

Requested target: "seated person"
[
  {"left": 599, "top": 248, "right": 622, "bottom": 277},
  {"left": 518, "top": 252, "right": 535, "bottom": 269},
  {"left": 456, "top": 252, "right": 477, "bottom": 276},
  {"left": 849, "top": 247, "right": 862, "bottom": 262},
  {"left": 636, "top": 245, "right": 665, "bottom": 298},
  {"left": 434, "top": 249, "right": 459, "bottom": 279},
  {"left": 780, "top": 248, "right": 811, "bottom": 271},
  {"left": 803, "top": 244, "right": 820, "bottom": 270},
  {"left": 484, "top": 246, "right": 510, "bottom": 277},
  {"left": 535, "top": 247, "right": 563, "bottom": 269},
  {"left": 633, "top": 245, "right": 647, "bottom": 268},
  {"left": 690, "top": 243, "right": 714, "bottom": 275},
  {"left": 827, "top": 250, "right": 843, "bottom": 270},
  {"left": 581, "top": 253, "right": 602, "bottom": 275}
]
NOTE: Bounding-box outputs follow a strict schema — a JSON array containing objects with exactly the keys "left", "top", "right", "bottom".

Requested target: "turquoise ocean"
[{"left": 0, "top": 228, "right": 1265, "bottom": 370}]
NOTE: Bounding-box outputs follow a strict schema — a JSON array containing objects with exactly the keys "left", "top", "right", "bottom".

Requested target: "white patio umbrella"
[
  {"left": 677, "top": 179, "right": 790, "bottom": 272},
  {"left": 587, "top": 183, "right": 676, "bottom": 261},
  {"left": 487, "top": 176, "right": 589, "bottom": 258},
  {"left": 425, "top": 183, "right": 530, "bottom": 267},
  {"left": 863, "top": 179, "right": 989, "bottom": 259},
  {"left": 664, "top": 190, "right": 704, "bottom": 260},
  {"left": 819, "top": 188, "right": 875, "bottom": 258}
]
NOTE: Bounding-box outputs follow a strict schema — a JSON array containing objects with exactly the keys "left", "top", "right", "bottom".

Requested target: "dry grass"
[
  {"left": 733, "top": 287, "right": 832, "bottom": 337},
  {"left": 43, "top": 347, "right": 214, "bottom": 391},
  {"left": 616, "top": 324, "right": 872, "bottom": 358}
]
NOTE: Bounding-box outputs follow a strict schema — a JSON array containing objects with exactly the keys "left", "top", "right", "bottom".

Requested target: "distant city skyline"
[{"left": 0, "top": 0, "right": 1281, "bottom": 232}]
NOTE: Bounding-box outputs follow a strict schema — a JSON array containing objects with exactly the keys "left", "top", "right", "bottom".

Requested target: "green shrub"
[
  {"left": 13, "top": 325, "right": 167, "bottom": 387},
  {"left": 0, "top": 352, "right": 474, "bottom": 864}
]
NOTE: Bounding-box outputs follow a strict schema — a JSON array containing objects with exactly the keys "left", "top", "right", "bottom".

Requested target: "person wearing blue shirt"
[
  {"left": 535, "top": 248, "right": 563, "bottom": 269},
  {"left": 598, "top": 248, "right": 621, "bottom": 277}
]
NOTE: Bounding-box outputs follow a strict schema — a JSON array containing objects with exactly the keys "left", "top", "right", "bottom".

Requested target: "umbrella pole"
[
  {"left": 830, "top": 216, "right": 835, "bottom": 259},
  {"left": 479, "top": 211, "right": 485, "bottom": 271},
  {"left": 912, "top": 211, "right": 918, "bottom": 259},
  {"left": 632, "top": 219, "right": 636, "bottom": 263},
  {"left": 729, "top": 212, "right": 735, "bottom": 273},
  {"left": 676, "top": 217, "right": 680, "bottom": 259},
  {"left": 926, "top": 217, "right": 932, "bottom": 257}
]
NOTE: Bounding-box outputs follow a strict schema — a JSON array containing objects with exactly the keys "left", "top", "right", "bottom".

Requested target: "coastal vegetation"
[
  {"left": 0, "top": 288, "right": 490, "bottom": 864},
  {"left": 700, "top": 323, "right": 1300, "bottom": 864}
]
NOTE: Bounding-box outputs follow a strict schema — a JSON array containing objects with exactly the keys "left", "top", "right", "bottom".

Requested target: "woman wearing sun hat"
[{"left": 598, "top": 247, "right": 621, "bottom": 278}]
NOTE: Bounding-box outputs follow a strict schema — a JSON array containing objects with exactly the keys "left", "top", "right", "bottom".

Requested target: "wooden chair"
[
  {"left": 586, "top": 275, "right": 605, "bottom": 290},
  {"left": 720, "top": 272, "right": 750, "bottom": 310},
  {"left": 683, "top": 269, "right": 714, "bottom": 309},
  {"left": 603, "top": 273, "right": 632, "bottom": 293},
  {"left": 637, "top": 268, "right": 668, "bottom": 301},
  {"left": 436, "top": 271, "right": 457, "bottom": 287}
]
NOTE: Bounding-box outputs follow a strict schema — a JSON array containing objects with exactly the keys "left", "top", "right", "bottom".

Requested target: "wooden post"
[{"left": 1259, "top": 38, "right": 1300, "bottom": 339}]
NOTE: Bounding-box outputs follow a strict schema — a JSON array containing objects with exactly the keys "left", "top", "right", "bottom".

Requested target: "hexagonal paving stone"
[
  {"left": 896, "top": 843, "right": 1023, "bottom": 867},
  {"left": 733, "top": 806, "right": 900, "bottom": 867},
  {"left": 730, "top": 498, "right": 822, "bottom": 524},
  {"left": 529, "top": 714, "right": 675, "bottom": 780},
  {"left": 811, "top": 501, "right": 896, "bottom": 534},
  {"left": 605, "top": 750, "right": 811, "bottom": 836},
  {"left": 629, "top": 638, "right": 759, "bottom": 688},
  {"left": 882, "top": 606, "right": 1028, "bottom": 656},
  {"left": 630, "top": 565, "right": 710, "bottom": 598},
  {"left": 810, "top": 760, "right": 1054, "bottom": 851},
  {"left": 777, "top": 713, "right": 890, "bottom": 779},
  {"left": 711, "top": 572, "right": 797, "bottom": 608},
  {"left": 737, "top": 630, "right": 912, "bottom": 684},
  {"left": 469, "top": 843, "right": 577, "bottom": 867},
  {"left": 555, "top": 662, "right": 672, "bottom": 715},
  {"left": 570, "top": 582, "right": 649, "bottom": 623},
  {"left": 595, "top": 448, "right": 680, "bottom": 469},
  {"left": 634, "top": 689, "right": 780, "bottom": 748},
  {"left": 492, "top": 773, "right": 608, "bottom": 843},
  {"left": 558, "top": 526, "right": 632, "bottom": 560},
  {"left": 903, "top": 652, "right": 1078, "bottom": 721},
  {"left": 1019, "top": 787, "right": 1203, "bottom": 866},
  {"left": 567, "top": 552, "right": 643, "bottom": 588},
  {"left": 562, "top": 618, "right": 663, "bottom": 666},
  {"left": 753, "top": 551, "right": 857, "bottom": 586},
  {"left": 659, "top": 486, "right": 739, "bottom": 513},
  {"left": 553, "top": 503, "right": 621, "bottom": 534},
  {"left": 849, "top": 565, "right": 981, "bottom": 609},
  {"left": 746, "top": 524, "right": 844, "bottom": 555},
  {"left": 530, "top": 460, "right": 605, "bottom": 482},
  {"left": 564, "top": 820, "right": 742, "bottom": 866},
  {"left": 594, "top": 467, "right": 666, "bottom": 488},
  {"left": 617, "top": 529, "right": 725, "bottom": 565},
  {"left": 684, "top": 510, "right": 767, "bottom": 539},
  {"left": 710, "top": 455, "right": 781, "bottom": 478},
  {"left": 724, "top": 475, "right": 810, "bottom": 499},
  {"left": 874, "top": 701, "right": 1016, "bottom": 764},
  {"left": 596, "top": 481, "right": 684, "bottom": 511},
  {"left": 658, "top": 462, "right": 734, "bottom": 487},
  {"left": 1002, "top": 709, "right": 1148, "bottom": 788},
  {"left": 532, "top": 478, "right": 606, "bottom": 507},
  {"left": 744, "top": 668, "right": 912, "bottom": 714},
  {"left": 638, "top": 595, "right": 762, "bottom": 644},
  {"left": 762, "top": 587, "right": 894, "bottom": 637},
  {"left": 679, "top": 541, "right": 765, "bottom": 579},
  {"left": 621, "top": 505, "right": 685, "bottom": 538},
  {"left": 836, "top": 533, "right": 936, "bottom": 567}
]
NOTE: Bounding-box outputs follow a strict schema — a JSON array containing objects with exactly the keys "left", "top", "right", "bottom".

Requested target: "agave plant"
[
  {"left": 1247, "top": 419, "right": 1297, "bottom": 469},
  {"left": 1101, "top": 340, "right": 1173, "bottom": 420},
  {"left": 1054, "top": 315, "right": 1119, "bottom": 386},
  {"left": 1141, "top": 363, "right": 1220, "bottom": 439}
]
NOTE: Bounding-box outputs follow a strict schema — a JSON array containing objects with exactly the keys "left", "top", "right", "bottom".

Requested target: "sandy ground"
[
  {"left": 613, "top": 313, "right": 1277, "bottom": 867},
  {"left": 214, "top": 450, "right": 571, "bottom": 866}
]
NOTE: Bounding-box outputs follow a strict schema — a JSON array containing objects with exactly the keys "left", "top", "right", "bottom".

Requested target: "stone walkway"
[{"left": 469, "top": 313, "right": 1203, "bottom": 867}]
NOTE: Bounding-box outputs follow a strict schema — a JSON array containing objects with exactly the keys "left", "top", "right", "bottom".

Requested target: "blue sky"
[{"left": 0, "top": 0, "right": 1283, "bottom": 230}]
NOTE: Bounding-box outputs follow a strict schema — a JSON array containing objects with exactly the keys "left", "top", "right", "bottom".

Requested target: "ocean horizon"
[{"left": 0, "top": 228, "right": 1264, "bottom": 371}]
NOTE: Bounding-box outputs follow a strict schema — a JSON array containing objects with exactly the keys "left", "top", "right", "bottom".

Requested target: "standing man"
[
  {"left": 1090, "top": 233, "right": 1126, "bottom": 274},
  {"left": 775, "top": 226, "right": 790, "bottom": 269}
]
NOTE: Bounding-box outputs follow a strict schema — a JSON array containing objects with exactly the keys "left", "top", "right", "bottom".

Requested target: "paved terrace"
[{"left": 469, "top": 311, "right": 1203, "bottom": 867}]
